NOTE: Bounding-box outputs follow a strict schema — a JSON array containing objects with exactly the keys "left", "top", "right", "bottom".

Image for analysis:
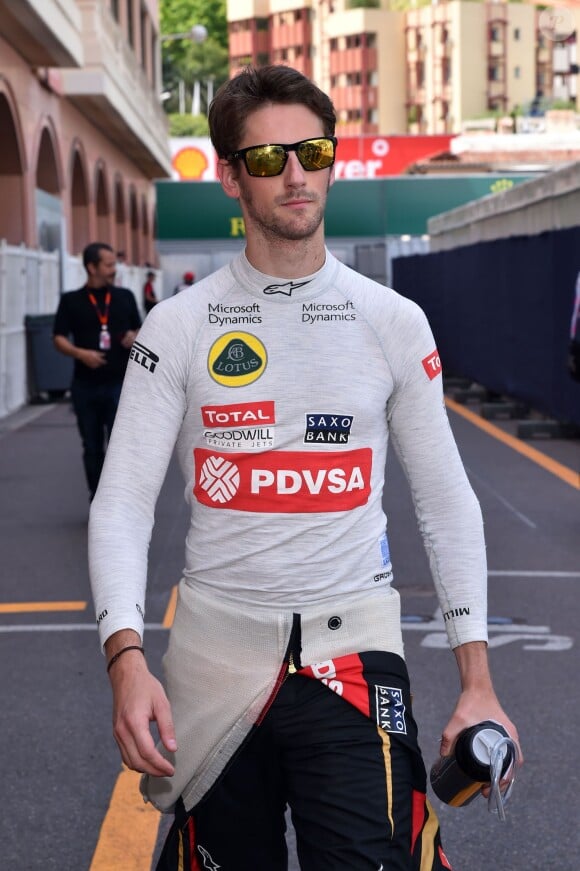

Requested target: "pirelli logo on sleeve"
[
  {"left": 130, "top": 340, "right": 159, "bottom": 373},
  {"left": 193, "top": 448, "right": 372, "bottom": 513}
]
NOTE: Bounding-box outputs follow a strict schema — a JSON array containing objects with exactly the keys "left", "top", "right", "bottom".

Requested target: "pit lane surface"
[{"left": 0, "top": 395, "right": 578, "bottom": 870}]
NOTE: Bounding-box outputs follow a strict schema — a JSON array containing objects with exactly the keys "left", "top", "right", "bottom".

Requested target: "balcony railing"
[
  {"left": 0, "top": 0, "right": 83, "bottom": 67},
  {"left": 56, "top": 0, "right": 171, "bottom": 178},
  {"left": 329, "top": 47, "right": 378, "bottom": 75}
]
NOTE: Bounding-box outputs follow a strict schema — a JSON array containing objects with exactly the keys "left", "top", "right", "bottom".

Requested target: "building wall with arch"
[
  {"left": 0, "top": 5, "right": 169, "bottom": 419},
  {"left": 0, "top": 34, "right": 161, "bottom": 269}
]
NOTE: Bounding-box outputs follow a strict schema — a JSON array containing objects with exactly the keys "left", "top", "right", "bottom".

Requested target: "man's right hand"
[
  {"left": 78, "top": 348, "right": 107, "bottom": 369},
  {"left": 53, "top": 335, "right": 106, "bottom": 368},
  {"left": 106, "top": 639, "right": 177, "bottom": 777}
]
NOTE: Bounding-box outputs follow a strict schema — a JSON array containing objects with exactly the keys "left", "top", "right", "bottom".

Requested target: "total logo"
[
  {"left": 202, "top": 401, "right": 275, "bottom": 450},
  {"left": 422, "top": 349, "right": 442, "bottom": 381},
  {"left": 201, "top": 401, "right": 275, "bottom": 427},
  {"left": 194, "top": 448, "right": 372, "bottom": 512}
]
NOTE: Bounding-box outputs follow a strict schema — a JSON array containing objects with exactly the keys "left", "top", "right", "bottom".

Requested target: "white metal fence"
[{"left": 0, "top": 241, "right": 158, "bottom": 419}]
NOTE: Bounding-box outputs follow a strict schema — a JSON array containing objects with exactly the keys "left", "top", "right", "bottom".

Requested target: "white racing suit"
[{"left": 89, "top": 249, "right": 488, "bottom": 814}]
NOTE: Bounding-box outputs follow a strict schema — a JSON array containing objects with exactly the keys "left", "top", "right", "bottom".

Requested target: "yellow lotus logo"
[{"left": 208, "top": 332, "right": 267, "bottom": 387}]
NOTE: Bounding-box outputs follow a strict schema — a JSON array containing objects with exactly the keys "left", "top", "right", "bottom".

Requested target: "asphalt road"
[{"left": 0, "top": 393, "right": 578, "bottom": 870}]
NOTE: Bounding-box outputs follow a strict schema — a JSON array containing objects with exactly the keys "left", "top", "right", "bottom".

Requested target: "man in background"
[
  {"left": 143, "top": 270, "right": 159, "bottom": 313},
  {"left": 173, "top": 270, "right": 195, "bottom": 295},
  {"left": 53, "top": 242, "right": 141, "bottom": 500}
]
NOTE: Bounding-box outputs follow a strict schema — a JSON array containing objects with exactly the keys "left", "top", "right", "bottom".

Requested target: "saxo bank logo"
[{"left": 208, "top": 331, "right": 267, "bottom": 387}]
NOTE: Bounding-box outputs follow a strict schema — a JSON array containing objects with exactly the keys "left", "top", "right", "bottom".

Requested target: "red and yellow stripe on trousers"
[
  {"left": 173, "top": 649, "right": 453, "bottom": 871},
  {"left": 298, "top": 651, "right": 453, "bottom": 871}
]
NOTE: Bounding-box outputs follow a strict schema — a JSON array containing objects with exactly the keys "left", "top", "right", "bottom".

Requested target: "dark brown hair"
[
  {"left": 208, "top": 65, "right": 336, "bottom": 159},
  {"left": 83, "top": 242, "right": 113, "bottom": 270}
]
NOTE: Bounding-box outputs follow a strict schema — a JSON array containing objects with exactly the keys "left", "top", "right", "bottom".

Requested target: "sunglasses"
[{"left": 226, "top": 137, "right": 337, "bottom": 177}]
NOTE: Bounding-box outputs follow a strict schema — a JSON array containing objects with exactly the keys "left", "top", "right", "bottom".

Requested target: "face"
[
  {"left": 218, "top": 103, "right": 335, "bottom": 245},
  {"left": 88, "top": 249, "right": 117, "bottom": 287}
]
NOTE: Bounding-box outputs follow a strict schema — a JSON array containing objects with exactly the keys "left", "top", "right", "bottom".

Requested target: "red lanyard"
[{"left": 88, "top": 291, "right": 111, "bottom": 328}]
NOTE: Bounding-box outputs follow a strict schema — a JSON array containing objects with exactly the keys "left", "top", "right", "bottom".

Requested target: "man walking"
[
  {"left": 53, "top": 242, "right": 141, "bottom": 500},
  {"left": 143, "top": 270, "right": 159, "bottom": 313},
  {"left": 89, "top": 67, "right": 520, "bottom": 870}
]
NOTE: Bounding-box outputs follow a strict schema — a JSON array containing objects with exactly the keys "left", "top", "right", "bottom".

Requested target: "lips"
[{"left": 282, "top": 198, "right": 313, "bottom": 207}]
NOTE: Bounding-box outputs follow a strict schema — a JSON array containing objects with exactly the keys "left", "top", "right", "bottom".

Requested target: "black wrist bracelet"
[{"left": 106, "top": 644, "right": 145, "bottom": 673}]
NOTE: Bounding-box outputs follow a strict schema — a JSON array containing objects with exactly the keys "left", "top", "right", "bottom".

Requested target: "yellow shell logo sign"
[
  {"left": 208, "top": 332, "right": 267, "bottom": 387},
  {"left": 172, "top": 146, "right": 209, "bottom": 180}
]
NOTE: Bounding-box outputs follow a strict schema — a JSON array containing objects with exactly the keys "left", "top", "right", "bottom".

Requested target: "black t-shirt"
[{"left": 53, "top": 285, "right": 142, "bottom": 383}]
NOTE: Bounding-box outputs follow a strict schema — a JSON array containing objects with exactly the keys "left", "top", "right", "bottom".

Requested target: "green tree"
[
  {"left": 167, "top": 112, "right": 210, "bottom": 137},
  {"left": 160, "top": 0, "right": 229, "bottom": 118},
  {"left": 347, "top": 0, "right": 381, "bottom": 7}
]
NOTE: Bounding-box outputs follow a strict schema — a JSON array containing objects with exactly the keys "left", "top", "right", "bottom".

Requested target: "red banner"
[
  {"left": 333, "top": 135, "right": 455, "bottom": 179},
  {"left": 171, "top": 135, "right": 455, "bottom": 181}
]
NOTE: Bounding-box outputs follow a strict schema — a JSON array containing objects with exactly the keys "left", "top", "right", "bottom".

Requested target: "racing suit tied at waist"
[{"left": 141, "top": 581, "right": 404, "bottom": 813}]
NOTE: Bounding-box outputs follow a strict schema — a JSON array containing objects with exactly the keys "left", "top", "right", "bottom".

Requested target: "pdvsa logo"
[
  {"left": 207, "top": 332, "right": 267, "bottom": 387},
  {"left": 306, "top": 660, "right": 344, "bottom": 696},
  {"left": 198, "top": 455, "right": 241, "bottom": 504},
  {"left": 194, "top": 448, "right": 372, "bottom": 512}
]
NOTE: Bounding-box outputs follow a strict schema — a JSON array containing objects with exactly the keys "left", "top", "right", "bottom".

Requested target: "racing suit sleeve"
[
  {"left": 88, "top": 300, "right": 190, "bottom": 649},
  {"left": 384, "top": 298, "right": 488, "bottom": 649}
]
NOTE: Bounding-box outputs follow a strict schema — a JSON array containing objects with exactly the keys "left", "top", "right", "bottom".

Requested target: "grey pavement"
[
  {"left": 1, "top": 395, "right": 580, "bottom": 869},
  {"left": 0, "top": 399, "right": 301, "bottom": 870}
]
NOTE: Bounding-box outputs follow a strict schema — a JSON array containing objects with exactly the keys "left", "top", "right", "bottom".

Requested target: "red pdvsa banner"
[
  {"left": 170, "top": 135, "right": 455, "bottom": 181},
  {"left": 333, "top": 135, "right": 455, "bottom": 179}
]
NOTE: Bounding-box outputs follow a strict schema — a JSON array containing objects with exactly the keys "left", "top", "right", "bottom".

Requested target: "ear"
[{"left": 218, "top": 159, "right": 241, "bottom": 200}]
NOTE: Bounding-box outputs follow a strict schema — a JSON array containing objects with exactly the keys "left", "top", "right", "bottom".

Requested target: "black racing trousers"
[{"left": 156, "top": 651, "right": 452, "bottom": 871}]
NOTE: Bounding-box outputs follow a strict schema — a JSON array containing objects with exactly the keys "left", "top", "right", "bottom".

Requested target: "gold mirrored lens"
[
  {"left": 242, "top": 139, "right": 335, "bottom": 176},
  {"left": 245, "top": 145, "right": 286, "bottom": 177},
  {"left": 297, "top": 138, "right": 335, "bottom": 170}
]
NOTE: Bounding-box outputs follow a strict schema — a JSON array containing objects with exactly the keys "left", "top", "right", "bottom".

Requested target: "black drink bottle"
[{"left": 430, "top": 721, "right": 515, "bottom": 808}]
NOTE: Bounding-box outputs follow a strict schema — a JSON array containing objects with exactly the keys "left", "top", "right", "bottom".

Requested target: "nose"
[{"left": 284, "top": 150, "right": 306, "bottom": 185}]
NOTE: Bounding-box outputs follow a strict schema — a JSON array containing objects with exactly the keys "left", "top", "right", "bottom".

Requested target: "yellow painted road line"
[
  {"left": 162, "top": 585, "right": 178, "bottom": 628},
  {"left": 445, "top": 397, "right": 580, "bottom": 490},
  {"left": 89, "top": 767, "right": 161, "bottom": 871},
  {"left": 89, "top": 591, "right": 176, "bottom": 869},
  {"left": 0, "top": 601, "right": 87, "bottom": 613}
]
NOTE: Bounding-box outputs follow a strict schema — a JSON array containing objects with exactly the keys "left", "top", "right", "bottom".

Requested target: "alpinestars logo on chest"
[{"left": 262, "top": 279, "right": 312, "bottom": 296}]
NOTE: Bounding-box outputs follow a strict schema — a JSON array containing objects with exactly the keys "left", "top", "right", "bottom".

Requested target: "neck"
[{"left": 244, "top": 227, "right": 327, "bottom": 278}]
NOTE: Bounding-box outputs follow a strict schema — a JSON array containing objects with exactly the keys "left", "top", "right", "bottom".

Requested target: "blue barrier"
[{"left": 392, "top": 226, "right": 580, "bottom": 426}]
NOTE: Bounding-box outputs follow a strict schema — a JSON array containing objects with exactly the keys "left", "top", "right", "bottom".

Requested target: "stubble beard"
[{"left": 239, "top": 179, "right": 328, "bottom": 244}]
